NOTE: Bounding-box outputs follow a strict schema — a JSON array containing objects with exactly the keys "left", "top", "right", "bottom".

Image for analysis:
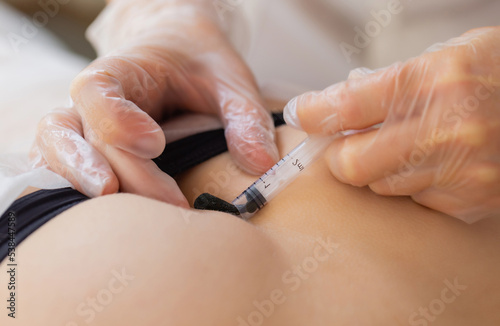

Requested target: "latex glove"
[
  {"left": 31, "top": 0, "right": 278, "bottom": 206},
  {"left": 284, "top": 27, "right": 500, "bottom": 223}
]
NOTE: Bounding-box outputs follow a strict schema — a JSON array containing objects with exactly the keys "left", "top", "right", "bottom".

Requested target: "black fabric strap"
[
  {"left": 0, "top": 187, "right": 89, "bottom": 260},
  {"left": 153, "top": 112, "right": 286, "bottom": 176}
]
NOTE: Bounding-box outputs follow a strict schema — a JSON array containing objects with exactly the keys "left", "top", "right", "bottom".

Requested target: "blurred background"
[
  {"left": 4, "top": 0, "right": 104, "bottom": 58},
  {"left": 2, "top": 0, "right": 499, "bottom": 155},
  {"left": 0, "top": 0, "right": 106, "bottom": 153}
]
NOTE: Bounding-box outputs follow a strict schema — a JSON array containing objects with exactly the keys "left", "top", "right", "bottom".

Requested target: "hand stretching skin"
[
  {"left": 31, "top": 0, "right": 279, "bottom": 206},
  {"left": 284, "top": 27, "right": 500, "bottom": 223}
]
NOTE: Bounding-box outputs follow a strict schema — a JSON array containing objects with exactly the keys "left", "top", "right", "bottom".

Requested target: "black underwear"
[{"left": 0, "top": 113, "right": 286, "bottom": 261}]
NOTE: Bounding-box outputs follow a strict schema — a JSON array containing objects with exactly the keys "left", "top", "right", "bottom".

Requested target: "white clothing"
[{"left": 228, "top": 0, "right": 500, "bottom": 96}]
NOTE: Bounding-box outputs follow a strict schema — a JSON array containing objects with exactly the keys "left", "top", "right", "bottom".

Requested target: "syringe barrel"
[{"left": 232, "top": 135, "right": 337, "bottom": 220}]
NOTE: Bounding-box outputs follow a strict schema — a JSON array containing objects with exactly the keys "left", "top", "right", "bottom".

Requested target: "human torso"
[{"left": 177, "top": 124, "right": 500, "bottom": 325}]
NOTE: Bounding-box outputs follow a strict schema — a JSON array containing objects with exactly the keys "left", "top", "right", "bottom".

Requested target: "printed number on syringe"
[{"left": 292, "top": 159, "right": 304, "bottom": 171}]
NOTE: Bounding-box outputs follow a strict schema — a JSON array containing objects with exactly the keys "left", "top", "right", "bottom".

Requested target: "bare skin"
[{"left": 2, "top": 107, "right": 500, "bottom": 325}]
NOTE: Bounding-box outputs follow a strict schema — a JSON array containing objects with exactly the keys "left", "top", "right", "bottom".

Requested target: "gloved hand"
[
  {"left": 31, "top": 0, "right": 279, "bottom": 206},
  {"left": 284, "top": 27, "right": 500, "bottom": 223}
]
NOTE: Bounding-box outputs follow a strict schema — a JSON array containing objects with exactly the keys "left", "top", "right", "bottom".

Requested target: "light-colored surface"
[
  {"left": 3, "top": 0, "right": 105, "bottom": 57},
  {"left": 0, "top": 2, "right": 90, "bottom": 154},
  {"left": 3, "top": 0, "right": 105, "bottom": 24},
  {"left": 233, "top": 0, "right": 500, "bottom": 93},
  {"left": 0, "top": 3, "right": 83, "bottom": 214}
]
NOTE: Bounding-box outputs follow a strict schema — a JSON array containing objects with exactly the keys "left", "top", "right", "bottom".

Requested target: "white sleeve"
[
  {"left": 222, "top": 0, "right": 357, "bottom": 99},
  {"left": 222, "top": 0, "right": 500, "bottom": 97}
]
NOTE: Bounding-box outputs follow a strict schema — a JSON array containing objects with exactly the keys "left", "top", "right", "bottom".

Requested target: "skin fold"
[{"left": 2, "top": 103, "right": 500, "bottom": 325}]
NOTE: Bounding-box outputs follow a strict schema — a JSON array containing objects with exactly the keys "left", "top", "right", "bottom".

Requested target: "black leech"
[{"left": 194, "top": 193, "right": 240, "bottom": 216}]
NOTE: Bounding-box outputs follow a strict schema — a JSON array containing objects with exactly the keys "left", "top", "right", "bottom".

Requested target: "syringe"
[{"left": 232, "top": 133, "right": 343, "bottom": 220}]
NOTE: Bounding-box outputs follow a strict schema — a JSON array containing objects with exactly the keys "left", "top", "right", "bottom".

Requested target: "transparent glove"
[
  {"left": 284, "top": 27, "right": 500, "bottom": 223},
  {"left": 31, "top": 0, "right": 279, "bottom": 206}
]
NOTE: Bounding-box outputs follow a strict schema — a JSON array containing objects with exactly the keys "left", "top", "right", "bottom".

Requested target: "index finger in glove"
[
  {"left": 70, "top": 59, "right": 166, "bottom": 159},
  {"left": 220, "top": 84, "right": 279, "bottom": 174},
  {"left": 213, "top": 58, "right": 279, "bottom": 174}
]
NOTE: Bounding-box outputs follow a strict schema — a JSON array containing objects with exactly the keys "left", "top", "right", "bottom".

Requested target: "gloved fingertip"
[
  {"left": 77, "top": 169, "right": 118, "bottom": 198},
  {"left": 233, "top": 141, "right": 280, "bottom": 175},
  {"left": 175, "top": 196, "right": 191, "bottom": 209},
  {"left": 224, "top": 105, "right": 279, "bottom": 174},
  {"left": 268, "top": 142, "right": 280, "bottom": 161},
  {"left": 144, "top": 164, "right": 190, "bottom": 208},
  {"left": 260, "top": 142, "right": 280, "bottom": 170},
  {"left": 158, "top": 183, "right": 190, "bottom": 208},
  {"left": 283, "top": 97, "right": 303, "bottom": 130},
  {"left": 100, "top": 175, "right": 120, "bottom": 196}
]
